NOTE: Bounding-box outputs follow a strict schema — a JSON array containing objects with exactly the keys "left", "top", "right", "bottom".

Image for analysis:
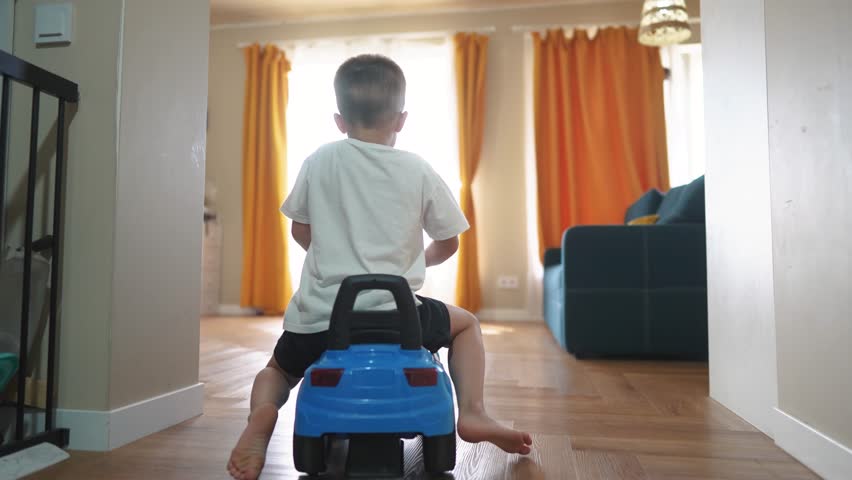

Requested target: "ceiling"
[{"left": 210, "top": 0, "right": 628, "bottom": 25}]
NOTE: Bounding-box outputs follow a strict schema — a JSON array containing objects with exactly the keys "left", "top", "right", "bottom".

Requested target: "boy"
[{"left": 228, "top": 54, "right": 532, "bottom": 480}]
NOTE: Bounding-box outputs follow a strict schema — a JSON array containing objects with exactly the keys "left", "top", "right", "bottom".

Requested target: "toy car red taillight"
[
  {"left": 311, "top": 368, "right": 343, "bottom": 387},
  {"left": 404, "top": 368, "right": 437, "bottom": 387}
]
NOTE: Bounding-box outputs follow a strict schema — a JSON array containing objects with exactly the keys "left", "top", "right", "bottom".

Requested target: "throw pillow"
[
  {"left": 624, "top": 189, "right": 664, "bottom": 223},
  {"left": 628, "top": 214, "right": 659, "bottom": 225}
]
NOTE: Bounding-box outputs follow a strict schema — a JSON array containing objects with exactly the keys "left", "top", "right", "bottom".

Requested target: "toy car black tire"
[
  {"left": 293, "top": 434, "right": 326, "bottom": 475},
  {"left": 423, "top": 432, "right": 456, "bottom": 473}
]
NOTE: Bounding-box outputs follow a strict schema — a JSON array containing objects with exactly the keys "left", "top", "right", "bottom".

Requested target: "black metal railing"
[{"left": 0, "top": 48, "right": 78, "bottom": 456}]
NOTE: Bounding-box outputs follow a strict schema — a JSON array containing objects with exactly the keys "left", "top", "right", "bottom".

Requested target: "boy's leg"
[
  {"left": 446, "top": 304, "right": 533, "bottom": 455},
  {"left": 228, "top": 356, "right": 300, "bottom": 480},
  {"left": 249, "top": 356, "right": 298, "bottom": 410}
]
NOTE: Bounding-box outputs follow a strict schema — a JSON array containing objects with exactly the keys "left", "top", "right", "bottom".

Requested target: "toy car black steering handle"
[{"left": 328, "top": 274, "right": 422, "bottom": 351}]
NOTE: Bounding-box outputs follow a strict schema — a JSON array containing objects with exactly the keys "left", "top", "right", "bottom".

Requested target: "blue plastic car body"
[
  {"left": 295, "top": 344, "right": 455, "bottom": 438},
  {"left": 291, "top": 274, "right": 458, "bottom": 476}
]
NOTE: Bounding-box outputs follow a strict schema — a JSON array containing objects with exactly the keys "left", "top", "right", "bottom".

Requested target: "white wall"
[
  {"left": 705, "top": 0, "right": 852, "bottom": 476},
  {"left": 109, "top": 0, "right": 208, "bottom": 409},
  {"left": 0, "top": 0, "right": 12, "bottom": 51},
  {"left": 702, "top": 0, "right": 778, "bottom": 436},
  {"left": 0, "top": 0, "right": 12, "bottom": 247},
  {"left": 13, "top": 0, "right": 123, "bottom": 412},
  {"left": 11, "top": 0, "right": 208, "bottom": 450},
  {"left": 765, "top": 1, "right": 852, "bottom": 477}
]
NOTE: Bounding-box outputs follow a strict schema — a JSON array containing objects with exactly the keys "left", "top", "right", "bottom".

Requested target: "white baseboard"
[
  {"left": 55, "top": 408, "right": 109, "bottom": 451},
  {"left": 476, "top": 308, "right": 542, "bottom": 322},
  {"left": 774, "top": 408, "right": 852, "bottom": 480},
  {"left": 215, "top": 304, "right": 260, "bottom": 316},
  {"left": 57, "top": 383, "right": 204, "bottom": 451},
  {"left": 109, "top": 383, "right": 204, "bottom": 449}
]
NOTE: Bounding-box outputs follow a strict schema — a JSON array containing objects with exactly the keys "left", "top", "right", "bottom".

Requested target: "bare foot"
[
  {"left": 227, "top": 404, "right": 279, "bottom": 480},
  {"left": 457, "top": 409, "right": 533, "bottom": 455}
]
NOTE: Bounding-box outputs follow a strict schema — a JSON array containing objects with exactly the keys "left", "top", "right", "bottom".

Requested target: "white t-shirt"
[{"left": 280, "top": 138, "right": 470, "bottom": 334}]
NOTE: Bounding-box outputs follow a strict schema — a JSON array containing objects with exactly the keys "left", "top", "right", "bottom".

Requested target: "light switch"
[{"left": 34, "top": 3, "right": 73, "bottom": 45}]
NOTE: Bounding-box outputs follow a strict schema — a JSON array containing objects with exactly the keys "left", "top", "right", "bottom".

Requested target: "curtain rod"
[
  {"left": 235, "top": 26, "right": 497, "bottom": 49},
  {"left": 510, "top": 16, "right": 701, "bottom": 34}
]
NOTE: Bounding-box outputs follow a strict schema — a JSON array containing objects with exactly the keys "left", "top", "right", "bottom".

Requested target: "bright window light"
[
  {"left": 662, "top": 43, "right": 705, "bottom": 187},
  {"left": 285, "top": 35, "right": 461, "bottom": 302}
]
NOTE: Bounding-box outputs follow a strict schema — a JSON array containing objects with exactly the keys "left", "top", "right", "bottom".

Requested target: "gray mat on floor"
[{"left": 0, "top": 442, "right": 69, "bottom": 479}]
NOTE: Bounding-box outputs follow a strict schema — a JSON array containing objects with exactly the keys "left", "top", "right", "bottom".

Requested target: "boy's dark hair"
[{"left": 334, "top": 54, "right": 406, "bottom": 129}]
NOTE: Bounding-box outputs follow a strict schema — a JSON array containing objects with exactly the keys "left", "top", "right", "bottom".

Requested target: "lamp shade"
[{"left": 638, "top": 0, "right": 692, "bottom": 46}]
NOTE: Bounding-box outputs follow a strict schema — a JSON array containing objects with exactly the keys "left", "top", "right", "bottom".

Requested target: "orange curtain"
[
  {"left": 240, "top": 44, "right": 293, "bottom": 314},
  {"left": 532, "top": 28, "right": 669, "bottom": 259},
  {"left": 453, "top": 33, "right": 489, "bottom": 313}
]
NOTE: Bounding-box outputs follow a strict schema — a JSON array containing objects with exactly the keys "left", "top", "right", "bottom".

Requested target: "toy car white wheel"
[
  {"left": 423, "top": 432, "right": 456, "bottom": 474},
  {"left": 293, "top": 434, "right": 326, "bottom": 475}
]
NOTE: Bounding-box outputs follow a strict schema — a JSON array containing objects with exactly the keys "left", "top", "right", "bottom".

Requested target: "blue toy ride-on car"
[{"left": 293, "top": 274, "right": 456, "bottom": 477}]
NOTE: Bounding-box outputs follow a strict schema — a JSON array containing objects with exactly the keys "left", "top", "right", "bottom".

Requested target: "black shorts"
[{"left": 274, "top": 295, "right": 452, "bottom": 378}]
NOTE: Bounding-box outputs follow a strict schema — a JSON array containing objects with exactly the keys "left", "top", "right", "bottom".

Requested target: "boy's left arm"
[
  {"left": 422, "top": 169, "right": 470, "bottom": 266},
  {"left": 282, "top": 156, "right": 313, "bottom": 251},
  {"left": 292, "top": 221, "right": 311, "bottom": 251}
]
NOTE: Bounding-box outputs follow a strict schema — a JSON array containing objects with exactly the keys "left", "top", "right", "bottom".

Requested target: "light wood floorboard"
[{"left": 27, "top": 317, "right": 818, "bottom": 479}]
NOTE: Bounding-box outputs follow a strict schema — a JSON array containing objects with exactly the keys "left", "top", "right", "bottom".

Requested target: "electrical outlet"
[{"left": 497, "top": 275, "right": 519, "bottom": 289}]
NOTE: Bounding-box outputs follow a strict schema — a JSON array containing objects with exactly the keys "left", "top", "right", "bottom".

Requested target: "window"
[
  {"left": 284, "top": 35, "right": 460, "bottom": 301},
  {"left": 662, "top": 43, "right": 705, "bottom": 187}
]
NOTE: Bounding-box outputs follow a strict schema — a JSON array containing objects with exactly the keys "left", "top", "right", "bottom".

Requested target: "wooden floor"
[{"left": 29, "top": 317, "right": 817, "bottom": 480}]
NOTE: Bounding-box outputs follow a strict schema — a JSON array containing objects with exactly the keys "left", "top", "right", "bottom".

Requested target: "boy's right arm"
[
  {"left": 292, "top": 221, "right": 311, "bottom": 251},
  {"left": 425, "top": 236, "right": 459, "bottom": 267}
]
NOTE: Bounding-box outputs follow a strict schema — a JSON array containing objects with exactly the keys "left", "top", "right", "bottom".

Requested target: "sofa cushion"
[
  {"left": 646, "top": 224, "right": 707, "bottom": 288},
  {"left": 655, "top": 186, "right": 684, "bottom": 221},
  {"left": 624, "top": 188, "right": 664, "bottom": 223},
  {"left": 543, "top": 264, "right": 566, "bottom": 350},
  {"left": 657, "top": 175, "right": 705, "bottom": 224},
  {"left": 563, "top": 226, "right": 644, "bottom": 289},
  {"left": 543, "top": 248, "right": 562, "bottom": 268}
]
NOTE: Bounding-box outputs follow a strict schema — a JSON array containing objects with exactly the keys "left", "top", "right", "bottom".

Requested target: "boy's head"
[{"left": 333, "top": 54, "right": 406, "bottom": 134}]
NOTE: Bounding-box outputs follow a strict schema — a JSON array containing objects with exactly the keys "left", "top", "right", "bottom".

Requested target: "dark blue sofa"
[{"left": 543, "top": 175, "right": 707, "bottom": 359}]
